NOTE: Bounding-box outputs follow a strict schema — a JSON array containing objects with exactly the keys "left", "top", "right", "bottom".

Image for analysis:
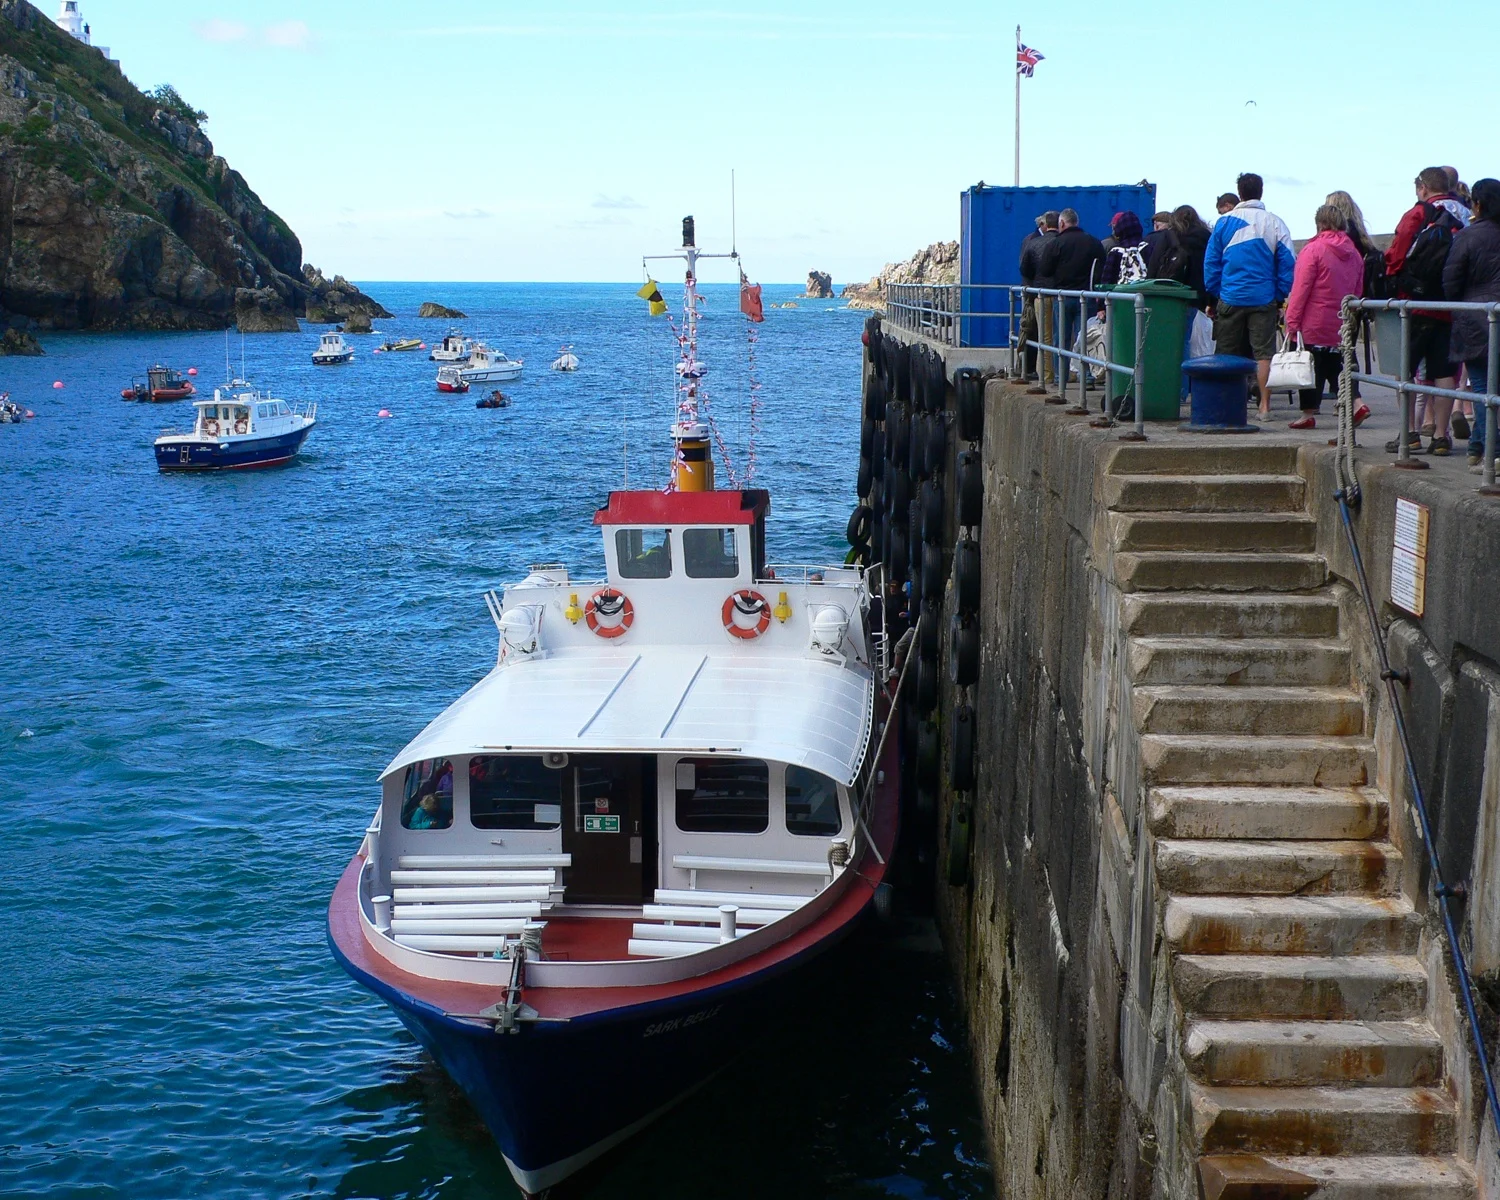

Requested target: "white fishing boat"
[
  {"left": 429, "top": 331, "right": 473, "bottom": 363},
  {"left": 458, "top": 342, "right": 524, "bottom": 384},
  {"left": 311, "top": 332, "right": 354, "bottom": 365},
  {"left": 154, "top": 380, "right": 316, "bottom": 471},
  {"left": 550, "top": 345, "right": 579, "bottom": 372},
  {"left": 328, "top": 216, "right": 896, "bottom": 1196}
]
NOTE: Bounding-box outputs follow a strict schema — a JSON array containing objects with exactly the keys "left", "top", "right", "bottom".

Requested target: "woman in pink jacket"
[{"left": 1283, "top": 205, "right": 1369, "bottom": 429}]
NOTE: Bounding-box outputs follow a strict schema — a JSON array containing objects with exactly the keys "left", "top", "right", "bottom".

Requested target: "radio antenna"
[{"left": 731, "top": 169, "right": 737, "bottom": 258}]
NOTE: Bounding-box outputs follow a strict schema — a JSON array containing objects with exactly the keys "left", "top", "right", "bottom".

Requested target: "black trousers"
[{"left": 1298, "top": 346, "right": 1344, "bottom": 413}]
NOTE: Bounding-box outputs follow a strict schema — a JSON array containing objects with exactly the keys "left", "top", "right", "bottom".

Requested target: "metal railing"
[
  {"left": 1341, "top": 298, "right": 1500, "bottom": 493},
  {"left": 1331, "top": 295, "right": 1500, "bottom": 1150},
  {"left": 884, "top": 282, "right": 1018, "bottom": 347}
]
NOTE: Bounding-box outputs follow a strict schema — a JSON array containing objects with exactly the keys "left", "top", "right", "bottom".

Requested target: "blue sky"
[{"left": 73, "top": 0, "right": 1499, "bottom": 284}]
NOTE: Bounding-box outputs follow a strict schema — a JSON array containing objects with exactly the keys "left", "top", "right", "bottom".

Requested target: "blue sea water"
[{"left": 0, "top": 282, "right": 989, "bottom": 1199}]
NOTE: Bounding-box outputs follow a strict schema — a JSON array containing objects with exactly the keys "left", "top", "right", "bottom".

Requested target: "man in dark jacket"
[
  {"left": 1038, "top": 208, "right": 1105, "bottom": 375},
  {"left": 1027, "top": 211, "right": 1061, "bottom": 385},
  {"left": 1017, "top": 215, "right": 1046, "bottom": 380},
  {"left": 1442, "top": 177, "right": 1500, "bottom": 468}
]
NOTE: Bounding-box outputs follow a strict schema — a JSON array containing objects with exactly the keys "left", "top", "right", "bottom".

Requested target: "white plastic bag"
[{"left": 1189, "top": 309, "right": 1216, "bottom": 360}]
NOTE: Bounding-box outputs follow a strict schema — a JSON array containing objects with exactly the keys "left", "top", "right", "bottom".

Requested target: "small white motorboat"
[
  {"left": 429, "top": 331, "right": 473, "bottom": 363},
  {"left": 459, "top": 343, "right": 523, "bottom": 384},
  {"left": 312, "top": 332, "right": 354, "bottom": 365},
  {"left": 550, "top": 345, "right": 579, "bottom": 372},
  {"left": 435, "top": 366, "right": 470, "bottom": 394}
]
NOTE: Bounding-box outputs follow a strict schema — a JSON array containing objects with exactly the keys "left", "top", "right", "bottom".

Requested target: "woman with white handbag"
[{"left": 1280, "top": 205, "right": 1368, "bottom": 429}]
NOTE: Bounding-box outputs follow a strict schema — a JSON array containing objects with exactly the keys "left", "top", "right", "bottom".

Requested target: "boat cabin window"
[
  {"left": 469, "top": 755, "right": 564, "bottom": 830},
  {"left": 276, "top": 401, "right": 289, "bottom": 416},
  {"left": 682, "top": 527, "right": 740, "bottom": 579},
  {"left": 201, "top": 405, "right": 217, "bottom": 419},
  {"left": 675, "top": 758, "right": 769, "bottom": 834},
  {"left": 616, "top": 528, "right": 672, "bottom": 579},
  {"left": 257, "top": 404, "right": 269, "bottom": 418},
  {"left": 785, "top": 765, "right": 842, "bottom": 836},
  {"left": 400, "top": 758, "right": 453, "bottom": 830}
]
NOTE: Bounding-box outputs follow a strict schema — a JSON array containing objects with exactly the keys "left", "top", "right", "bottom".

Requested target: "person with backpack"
[
  {"left": 1441, "top": 178, "right": 1500, "bottom": 470},
  {"left": 1204, "top": 173, "right": 1297, "bottom": 418},
  {"left": 1101, "top": 211, "right": 1148, "bottom": 287},
  {"left": 1283, "top": 205, "right": 1368, "bottom": 430},
  {"left": 1382, "top": 166, "right": 1472, "bottom": 455}
]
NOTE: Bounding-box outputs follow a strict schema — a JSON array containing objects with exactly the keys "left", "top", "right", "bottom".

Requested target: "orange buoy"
[
  {"left": 187, "top": 367, "right": 198, "bottom": 376},
  {"left": 52, "top": 380, "right": 63, "bottom": 389}
]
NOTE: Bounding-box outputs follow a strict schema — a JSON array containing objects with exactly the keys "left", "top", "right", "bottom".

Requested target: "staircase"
[{"left": 1108, "top": 443, "right": 1475, "bottom": 1199}]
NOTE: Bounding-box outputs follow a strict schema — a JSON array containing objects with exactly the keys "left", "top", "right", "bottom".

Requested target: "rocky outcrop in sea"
[
  {"left": 805, "top": 271, "right": 833, "bottom": 299},
  {"left": 0, "top": 1, "right": 385, "bottom": 332},
  {"left": 418, "top": 302, "right": 466, "bottom": 319},
  {"left": 841, "top": 241, "right": 960, "bottom": 311}
]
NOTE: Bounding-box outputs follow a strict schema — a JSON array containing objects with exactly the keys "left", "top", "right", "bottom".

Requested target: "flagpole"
[{"left": 1014, "top": 25, "right": 1021, "bottom": 186}]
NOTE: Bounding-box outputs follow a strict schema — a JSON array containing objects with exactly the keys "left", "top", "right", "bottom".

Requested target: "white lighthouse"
[{"left": 55, "top": 0, "right": 87, "bottom": 42}]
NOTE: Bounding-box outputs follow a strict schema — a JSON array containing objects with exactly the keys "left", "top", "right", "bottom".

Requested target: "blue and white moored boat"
[
  {"left": 311, "top": 331, "right": 354, "bottom": 365},
  {"left": 153, "top": 381, "right": 316, "bottom": 472}
]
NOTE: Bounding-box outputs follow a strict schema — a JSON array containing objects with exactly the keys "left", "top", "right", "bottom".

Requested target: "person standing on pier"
[
  {"left": 1283, "top": 205, "right": 1366, "bottom": 430},
  {"left": 1018, "top": 214, "right": 1047, "bottom": 381},
  {"left": 1032, "top": 211, "right": 1061, "bottom": 386},
  {"left": 1204, "top": 173, "right": 1297, "bottom": 418},
  {"left": 1441, "top": 178, "right": 1500, "bottom": 470},
  {"left": 1038, "top": 208, "right": 1104, "bottom": 378}
]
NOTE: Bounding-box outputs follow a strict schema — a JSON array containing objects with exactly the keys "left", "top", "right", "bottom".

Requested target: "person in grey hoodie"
[{"left": 1442, "top": 178, "right": 1500, "bottom": 469}]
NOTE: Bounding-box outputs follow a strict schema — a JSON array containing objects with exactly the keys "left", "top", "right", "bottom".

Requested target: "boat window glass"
[
  {"left": 257, "top": 405, "right": 268, "bottom": 419},
  {"left": 675, "top": 758, "right": 769, "bottom": 834},
  {"left": 277, "top": 402, "right": 289, "bottom": 416},
  {"left": 785, "top": 765, "right": 842, "bottom": 836},
  {"left": 615, "top": 528, "right": 672, "bottom": 579},
  {"left": 202, "top": 406, "right": 216, "bottom": 419},
  {"left": 682, "top": 528, "right": 740, "bottom": 579},
  {"left": 469, "top": 755, "right": 564, "bottom": 830},
  {"left": 400, "top": 758, "right": 454, "bottom": 830}
]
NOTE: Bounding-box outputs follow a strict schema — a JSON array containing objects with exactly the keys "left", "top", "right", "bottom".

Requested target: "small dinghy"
[
  {"left": 436, "top": 365, "right": 470, "bottom": 393},
  {"left": 380, "top": 337, "right": 423, "bottom": 353},
  {"left": 475, "top": 390, "right": 511, "bottom": 409},
  {"left": 550, "top": 345, "right": 579, "bottom": 372}
]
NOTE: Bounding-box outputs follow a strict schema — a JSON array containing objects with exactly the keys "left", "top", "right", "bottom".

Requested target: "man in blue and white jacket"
[{"left": 1204, "top": 173, "right": 1297, "bottom": 417}]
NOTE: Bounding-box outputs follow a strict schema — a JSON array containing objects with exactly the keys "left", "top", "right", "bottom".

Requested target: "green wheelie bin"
[{"left": 1105, "top": 278, "right": 1197, "bottom": 420}]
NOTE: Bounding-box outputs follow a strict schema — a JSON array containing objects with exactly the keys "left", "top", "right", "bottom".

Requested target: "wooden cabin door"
[{"left": 562, "top": 755, "right": 651, "bottom": 904}]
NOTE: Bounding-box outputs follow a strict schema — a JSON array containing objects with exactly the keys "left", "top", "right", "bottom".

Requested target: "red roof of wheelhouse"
[{"left": 592, "top": 489, "right": 770, "bottom": 526}]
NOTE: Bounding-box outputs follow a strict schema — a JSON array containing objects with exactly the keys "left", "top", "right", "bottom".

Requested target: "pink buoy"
[
  {"left": 187, "top": 367, "right": 198, "bottom": 376},
  {"left": 52, "top": 380, "right": 63, "bottom": 389},
  {"left": 377, "top": 409, "right": 392, "bottom": 418},
  {"left": 24, "top": 409, "right": 34, "bottom": 418},
  {"left": 418, "top": 343, "right": 427, "bottom": 349}
]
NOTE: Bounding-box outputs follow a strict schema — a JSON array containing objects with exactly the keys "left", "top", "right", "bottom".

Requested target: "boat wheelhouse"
[
  {"left": 429, "top": 331, "right": 473, "bottom": 363},
  {"left": 457, "top": 342, "right": 523, "bottom": 384},
  {"left": 311, "top": 332, "right": 354, "bottom": 365},
  {"left": 329, "top": 217, "right": 896, "bottom": 1195},
  {"left": 153, "top": 382, "right": 316, "bottom": 471}
]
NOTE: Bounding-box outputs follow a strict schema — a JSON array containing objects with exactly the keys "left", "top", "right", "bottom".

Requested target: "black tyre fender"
[
  {"left": 914, "top": 647, "right": 939, "bottom": 714},
  {"left": 946, "top": 798, "right": 973, "bottom": 887},
  {"left": 949, "top": 610, "right": 979, "bottom": 687},
  {"left": 870, "top": 424, "right": 885, "bottom": 470},
  {"left": 856, "top": 454, "right": 873, "bottom": 499},
  {"left": 955, "top": 366, "right": 984, "bottom": 442},
  {"left": 949, "top": 703, "right": 976, "bottom": 791},
  {"left": 888, "top": 523, "right": 909, "bottom": 582},
  {"left": 916, "top": 717, "right": 940, "bottom": 781},
  {"left": 956, "top": 449, "right": 983, "bottom": 528},
  {"left": 907, "top": 410, "right": 927, "bottom": 480},
  {"left": 864, "top": 375, "right": 887, "bottom": 422},
  {"left": 921, "top": 540, "right": 943, "bottom": 601},
  {"left": 920, "top": 479, "right": 945, "bottom": 544},
  {"left": 925, "top": 411, "right": 947, "bottom": 476},
  {"left": 954, "top": 537, "right": 980, "bottom": 615},
  {"left": 917, "top": 598, "right": 941, "bottom": 660},
  {"left": 928, "top": 358, "right": 949, "bottom": 415},
  {"left": 846, "top": 504, "right": 873, "bottom": 550},
  {"left": 886, "top": 401, "right": 910, "bottom": 462},
  {"left": 860, "top": 413, "right": 875, "bottom": 459},
  {"left": 886, "top": 466, "right": 911, "bottom": 517}
]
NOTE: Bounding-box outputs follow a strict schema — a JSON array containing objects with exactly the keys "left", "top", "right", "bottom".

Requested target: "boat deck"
[{"left": 539, "top": 915, "right": 635, "bottom": 962}]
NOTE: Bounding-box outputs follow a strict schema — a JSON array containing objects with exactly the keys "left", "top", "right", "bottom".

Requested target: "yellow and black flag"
[{"left": 637, "top": 278, "right": 668, "bottom": 317}]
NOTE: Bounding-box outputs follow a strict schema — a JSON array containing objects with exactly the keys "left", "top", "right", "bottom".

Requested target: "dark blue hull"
[
  {"left": 329, "top": 921, "right": 858, "bottom": 1194},
  {"left": 154, "top": 426, "right": 312, "bottom": 472}
]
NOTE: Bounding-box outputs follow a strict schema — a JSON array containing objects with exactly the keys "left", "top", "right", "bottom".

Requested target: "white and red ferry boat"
[{"left": 327, "top": 219, "right": 900, "bottom": 1195}]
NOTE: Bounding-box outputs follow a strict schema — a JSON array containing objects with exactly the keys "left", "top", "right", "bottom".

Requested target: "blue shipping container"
[{"left": 960, "top": 182, "right": 1156, "bottom": 348}]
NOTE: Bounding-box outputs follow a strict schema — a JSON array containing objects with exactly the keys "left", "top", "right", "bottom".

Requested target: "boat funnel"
[{"left": 671, "top": 419, "right": 713, "bottom": 492}]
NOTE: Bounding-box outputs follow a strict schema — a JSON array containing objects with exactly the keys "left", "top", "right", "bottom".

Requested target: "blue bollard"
[{"left": 1181, "top": 354, "right": 1261, "bottom": 434}]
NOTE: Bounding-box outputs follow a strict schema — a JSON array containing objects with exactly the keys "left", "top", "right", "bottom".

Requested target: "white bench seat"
[
  {"left": 627, "top": 938, "right": 701, "bottom": 958},
  {"left": 652, "top": 888, "right": 809, "bottom": 910},
  {"left": 641, "top": 904, "right": 786, "bottom": 927},
  {"left": 398, "top": 854, "right": 571, "bottom": 870},
  {"left": 391, "top": 885, "right": 552, "bottom": 903},
  {"left": 390, "top": 869, "right": 555, "bottom": 887},
  {"left": 631, "top": 923, "right": 749, "bottom": 944},
  {"left": 393, "top": 901, "right": 542, "bottom": 920},
  {"left": 391, "top": 918, "right": 531, "bottom": 937},
  {"left": 395, "top": 933, "right": 522, "bottom": 953},
  {"left": 671, "top": 855, "right": 833, "bottom": 889}
]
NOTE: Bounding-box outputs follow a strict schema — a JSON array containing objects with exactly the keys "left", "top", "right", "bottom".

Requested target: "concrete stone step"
[
  {"left": 1105, "top": 472, "right": 1307, "bottom": 514},
  {"left": 1149, "top": 786, "right": 1386, "bottom": 840},
  {"left": 1164, "top": 895, "right": 1418, "bottom": 955},
  {"left": 1175, "top": 954, "right": 1427, "bottom": 1021},
  {"left": 1188, "top": 1083, "right": 1457, "bottom": 1157},
  {"left": 1113, "top": 511, "right": 1317, "bottom": 553},
  {"left": 1157, "top": 839, "right": 1400, "bottom": 896},
  {"left": 1109, "top": 442, "right": 1302, "bottom": 478},
  {"left": 1128, "top": 638, "right": 1351, "bottom": 687},
  {"left": 1184, "top": 1020, "right": 1443, "bottom": 1088},
  {"left": 1142, "top": 735, "right": 1372, "bottom": 787},
  {"left": 1117, "top": 551, "right": 1327, "bottom": 594},
  {"left": 1134, "top": 686, "right": 1366, "bottom": 737},
  {"left": 1199, "top": 1153, "right": 1475, "bottom": 1200},
  {"left": 1123, "top": 593, "right": 1341, "bottom": 639}
]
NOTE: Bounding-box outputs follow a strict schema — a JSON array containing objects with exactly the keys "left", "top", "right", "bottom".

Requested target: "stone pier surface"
[{"left": 876, "top": 326, "right": 1500, "bottom": 1198}]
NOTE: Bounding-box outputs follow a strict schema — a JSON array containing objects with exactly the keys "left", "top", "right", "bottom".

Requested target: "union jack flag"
[{"left": 1016, "top": 43, "right": 1044, "bottom": 76}]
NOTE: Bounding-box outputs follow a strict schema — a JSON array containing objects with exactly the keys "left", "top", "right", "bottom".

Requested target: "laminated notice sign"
[{"left": 1391, "top": 498, "right": 1429, "bottom": 616}]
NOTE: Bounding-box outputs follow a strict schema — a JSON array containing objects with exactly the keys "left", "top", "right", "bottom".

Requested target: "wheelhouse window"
[
  {"left": 400, "top": 758, "right": 453, "bottom": 830},
  {"left": 683, "top": 527, "right": 740, "bottom": 579},
  {"left": 785, "top": 766, "right": 842, "bottom": 836},
  {"left": 675, "top": 758, "right": 769, "bottom": 834},
  {"left": 616, "top": 528, "right": 672, "bottom": 579},
  {"left": 469, "top": 755, "right": 564, "bottom": 830}
]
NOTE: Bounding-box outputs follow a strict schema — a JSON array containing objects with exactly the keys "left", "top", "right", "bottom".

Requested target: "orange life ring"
[
  {"left": 204, "top": 418, "right": 219, "bottom": 436},
  {"left": 234, "top": 419, "right": 248, "bottom": 435},
  {"left": 722, "top": 589, "right": 771, "bottom": 639},
  {"left": 585, "top": 587, "right": 634, "bottom": 638}
]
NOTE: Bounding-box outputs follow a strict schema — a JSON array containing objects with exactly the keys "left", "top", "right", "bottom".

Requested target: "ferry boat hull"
[
  {"left": 327, "top": 730, "right": 897, "bottom": 1196},
  {"left": 154, "top": 424, "right": 313, "bottom": 471}
]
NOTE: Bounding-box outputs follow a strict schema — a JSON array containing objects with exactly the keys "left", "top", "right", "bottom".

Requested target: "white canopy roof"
[{"left": 381, "top": 648, "right": 875, "bottom": 786}]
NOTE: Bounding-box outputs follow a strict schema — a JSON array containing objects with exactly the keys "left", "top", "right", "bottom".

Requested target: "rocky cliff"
[
  {"left": 804, "top": 270, "right": 832, "bottom": 299},
  {"left": 841, "top": 240, "right": 959, "bottom": 310},
  {"left": 0, "top": 1, "right": 384, "bottom": 331}
]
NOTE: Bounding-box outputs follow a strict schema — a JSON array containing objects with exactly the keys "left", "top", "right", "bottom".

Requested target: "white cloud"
[
  {"left": 262, "top": 20, "right": 311, "bottom": 49},
  {"left": 444, "top": 208, "right": 494, "bottom": 220},
  {"left": 592, "top": 194, "right": 643, "bottom": 210},
  {"left": 194, "top": 18, "right": 249, "bottom": 43}
]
